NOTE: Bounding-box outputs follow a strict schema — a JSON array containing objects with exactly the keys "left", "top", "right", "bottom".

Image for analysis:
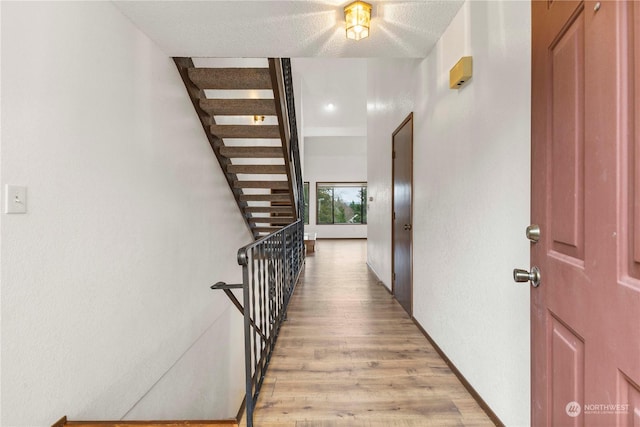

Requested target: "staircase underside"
[{"left": 174, "top": 58, "right": 297, "bottom": 240}]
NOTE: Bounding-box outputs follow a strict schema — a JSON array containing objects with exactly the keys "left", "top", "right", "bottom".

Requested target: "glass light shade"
[{"left": 344, "top": 1, "right": 371, "bottom": 41}]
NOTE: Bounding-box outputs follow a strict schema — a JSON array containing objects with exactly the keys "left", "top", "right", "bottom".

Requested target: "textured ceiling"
[
  {"left": 112, "top": 1, "right": 463, "bottom": 135},
  {"left": 293, "top": 58, "right": 367, "bottom": 135},
  {"left": 113, "top": 1, "right": 464, "bottom": 58}
]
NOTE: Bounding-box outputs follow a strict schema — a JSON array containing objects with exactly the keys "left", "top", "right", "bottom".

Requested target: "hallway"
[{"left": 252, "top": 239, "right": 495, "bottom": 426}]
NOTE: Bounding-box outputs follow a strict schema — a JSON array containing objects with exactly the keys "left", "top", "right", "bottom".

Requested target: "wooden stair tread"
[
  {"left": 248, "top": 217, "right": 295, "bottom": 224},
  {"left": 239, "top": 194, "right": 291, "bottom": 202},
  {"left": 234, "top": 181, "right": 289, "bottom": 189},
  {"left": 176, "top": 58, "right": 298, "bottom": 242},
  {"left": 188, "top": 67, "right": 271, "bottom": 90},
  {"left": 211, "top": 125, "right": 280, "bottom": 139},
  {"left": 245, "top": 206, "right": 292, "bottom": 213},
  {"left": 253, "top": 226, "right": 283, "bottom": 233},
  {"left": 227, "top": 164, "right": 286, "bottom": 174},
  {"left": 219, "top": 147, "right": 283, "bottom": 158},
  {"left": 200, "top": 99, "right": 276, "bottom": 116}
]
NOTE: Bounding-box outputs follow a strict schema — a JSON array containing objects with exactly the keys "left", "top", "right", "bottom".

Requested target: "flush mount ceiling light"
[{"left": 344, "top": 1, "right": 372, "bottom": 41}]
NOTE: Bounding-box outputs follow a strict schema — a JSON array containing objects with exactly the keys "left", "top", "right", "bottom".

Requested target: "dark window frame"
[{"left": 315, "top": 182, "right": 367, "bottom": 225}]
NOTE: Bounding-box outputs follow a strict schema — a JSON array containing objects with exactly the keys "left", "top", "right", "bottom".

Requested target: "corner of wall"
[
  {"left": 0, "top": 1, "right": 4, "bottom": 423},
  {"left": 365, "top": 58, "right": 420, "bottom": 288},
  {"left": 303, "top": 136, "right": 368, "bottom": 239}
]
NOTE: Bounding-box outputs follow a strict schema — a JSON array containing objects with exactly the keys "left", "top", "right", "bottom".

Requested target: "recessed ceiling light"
[{"left": 326, "top": 103, "right": 335, "bottom": 111}]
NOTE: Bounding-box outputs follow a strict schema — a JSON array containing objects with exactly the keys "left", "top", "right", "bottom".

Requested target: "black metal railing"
[
  {"left": 243, "top": 220, "right": 304, "bottom": 424},
  {"left": 211, "top": 220, "right": 304, "bottom": 426},
  {"left": 211, "top": 58, "right": 305, "bottom": 427}
]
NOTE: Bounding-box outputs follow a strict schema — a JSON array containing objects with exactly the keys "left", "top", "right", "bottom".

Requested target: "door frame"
[{"left": 391, "top": 112, "right": 414, "bottom": 314}]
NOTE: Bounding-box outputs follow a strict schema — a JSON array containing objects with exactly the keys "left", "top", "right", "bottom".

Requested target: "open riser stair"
[
  {"left": 53, "top": 58, "right": 304, "bottom": 427},
  {"left": 174, "top": 57, "right": 298, "bottom": 240}
]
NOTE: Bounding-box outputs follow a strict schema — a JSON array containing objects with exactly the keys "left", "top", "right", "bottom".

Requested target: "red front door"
[{"left": 531, "top": 1, "right": 640, "bottom": 425}]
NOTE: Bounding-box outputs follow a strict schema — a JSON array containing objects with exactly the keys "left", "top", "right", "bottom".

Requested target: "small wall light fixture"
[
  {"left": 450, "top": 56, "right": 473, "bottom": 89},
  {"left": 253, "top": 115, "right": 265, "bottom": 123},
  {"left": 344, "top": 1, "right": 372, "bottom": 41}
]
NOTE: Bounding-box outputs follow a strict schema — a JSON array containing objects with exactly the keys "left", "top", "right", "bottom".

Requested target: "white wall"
[
  {"left": 1, "top": 2, "right": 249, "bottom": 425},
  {"left": 0, "top": 2, "right": 4, "bottom": 424},
  {"left": 366, "top": 58, "right": 418, "bottom": 286},
  {"left": 304, "top": 136, "right": 367, "bottom": 239},
  {"left": 367, "top": 1, "right": 531, "bottom": 425}
]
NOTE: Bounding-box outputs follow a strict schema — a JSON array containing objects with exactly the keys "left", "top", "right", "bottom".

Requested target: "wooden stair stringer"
[{"left": 267, "top": 58, "right": 297, "bottom": 222}]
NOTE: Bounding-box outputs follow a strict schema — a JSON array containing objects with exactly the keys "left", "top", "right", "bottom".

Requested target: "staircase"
[
  {"left": 53, "top": 58, "right": 303, "bottom": 427},
  {"left": 174, "top": 57, "right": 299, "bottom": 240}
]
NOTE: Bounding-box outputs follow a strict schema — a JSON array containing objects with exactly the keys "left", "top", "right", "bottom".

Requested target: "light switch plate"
[{"left": 5, "top": 185, "right": 27, "bottom": 214}]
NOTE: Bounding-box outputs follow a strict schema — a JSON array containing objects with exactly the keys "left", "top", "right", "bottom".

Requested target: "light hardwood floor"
[{"left": 250, "top": 239, "right": 495, "bottom": 427}]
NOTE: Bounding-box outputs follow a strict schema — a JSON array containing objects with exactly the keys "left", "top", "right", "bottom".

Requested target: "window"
[
  {"left": 316, "top": 183, "right": 367, "bottom": 224},
  {"left": 303, "top": 182, "right": 309, "bottom": 224}
]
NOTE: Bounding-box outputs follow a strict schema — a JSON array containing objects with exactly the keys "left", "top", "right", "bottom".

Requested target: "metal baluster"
[
  {"left": 259, "top": 242, "right": 266, "bottom": 377},
  {"left": 278, "top": 237, "right": 284, "bottom": 321},
  {"left": 269, "top": 238, "right": 276, "bottom": 327},
  {"left": 251, "top": 247, "right": 258, "bottom": 403},
  {"left": 241, "top": 254, "right": 253, "bottom": 427}
]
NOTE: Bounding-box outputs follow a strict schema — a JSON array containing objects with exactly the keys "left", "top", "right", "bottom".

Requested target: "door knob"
[
  {"left": 526, "top": 224, "right": 541, "bottom": 242},
  {"left": 403, "top": 224, "right": 412, "bottom": 231},
  {"left": 513, "top": 266, "right": 541, "bottom": 287}
]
